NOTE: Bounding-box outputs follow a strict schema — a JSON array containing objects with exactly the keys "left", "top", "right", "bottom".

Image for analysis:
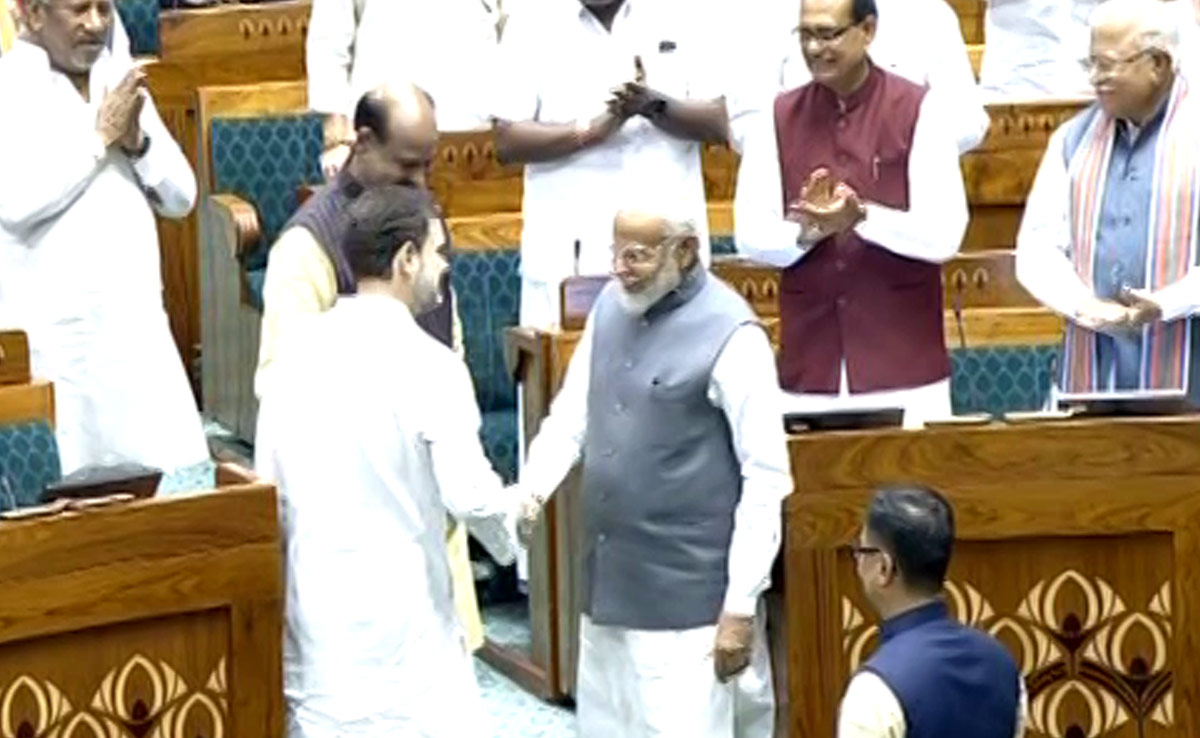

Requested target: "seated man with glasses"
[
  {"left": 841, "top": 485, "right": 1026, "bottom": 737},
  {"left": 735, "top": 0, "right": 968, "bottom": 430},
  {"left": 1016, "top": 0, "right": 1200, "bottom": 402}
]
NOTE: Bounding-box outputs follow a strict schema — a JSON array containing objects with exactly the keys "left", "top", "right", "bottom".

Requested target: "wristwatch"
[{"left": 122, "top": 134, "right": 151, "bottom": 160}]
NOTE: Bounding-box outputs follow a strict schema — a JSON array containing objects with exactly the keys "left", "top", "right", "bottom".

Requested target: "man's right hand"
[
  {"left": 96, "top": 67, "right": 147, "bottom": 149},
  {"left": 321, "top": 144, "right": 352, "bottom": 179},
  {"left": 1074, "top": 297, "right": 1138, "bottom": 335}
]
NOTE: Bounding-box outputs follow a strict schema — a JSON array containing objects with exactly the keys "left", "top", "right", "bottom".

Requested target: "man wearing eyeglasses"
[
  {"left": 1016, "top": 0, "right": 1200, "bottom": 402},
  {"left": 840, "top": 486, "right": 1025, "bottom": 737},
  {"left": 730, "top": 0, "right": 986, "bottom": 155},
  {"left": 517, "top": 208, "right": 792, "bottom": 738},
  {"left": 735, "top": 0, "right": 968, "bottom": 430}
]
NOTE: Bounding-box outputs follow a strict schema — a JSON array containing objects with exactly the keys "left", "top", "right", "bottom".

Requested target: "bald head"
[{"left": 350, "top": 83, "right": 439, "bottom": 189}]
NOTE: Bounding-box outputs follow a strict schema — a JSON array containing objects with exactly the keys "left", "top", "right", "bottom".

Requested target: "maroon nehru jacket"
[{"left": 773, "top": 63, "right": 950, "bottom": 395}]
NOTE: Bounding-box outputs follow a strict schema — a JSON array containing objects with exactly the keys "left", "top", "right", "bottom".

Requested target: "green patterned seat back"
[
  {"left": 451, "top": 249, "right": 522, "bottom": 482},
  {"left": 0, "top": 421, "right": 62, "bottom": 512},
  {"left": 115, "top": 0, "right": 159, "bottom": 56},
  {"left": 950, "top": 345, "right": 1060, "bottom": 416},
  {"left": 209, "top": 113, "right": 325, "bottom": 307},
  {"left": 711, "top": 234, "right": 737, "bottom": 256}
]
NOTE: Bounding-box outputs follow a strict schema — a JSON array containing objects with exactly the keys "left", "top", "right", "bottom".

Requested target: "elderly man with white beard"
[{"left": 518, "top": 209, "right": 793, "bottom": 738}]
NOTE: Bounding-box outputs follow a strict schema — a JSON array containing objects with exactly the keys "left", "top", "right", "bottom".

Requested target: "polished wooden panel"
[
  {"left": 0, "top": 380, "right": 55, "bottom": 429},
  {"left": 946, "top": 0, "right": 985, "bottom": 44},
  {"left": 0, "top": 483, "right": 284, "bottom": 737},
  {"left": 785, "top": 417, "right": 1200, "bottom": 738},
  {"left": 0, "top": 330, "right": 31, "bottom": 385},
  {"left": 143, "top": 3, "right": 309, "bottom": 386}
]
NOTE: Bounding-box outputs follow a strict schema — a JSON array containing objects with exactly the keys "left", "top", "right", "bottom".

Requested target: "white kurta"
[
  {"left": 734, "top": 91, "right": 968, "bottom": 428},
  {"left": 255, "top": 294, "right": 518, "bottom": 738},
  {"left": 306, "top": 0, "right": 500, "bottom": 130},
  {"left": 0, "top": 41, "right": 207, "bottom": 475},
  {"left": 521, "top": 315, "right": 793, "bottom": 737},
  {"left": 727, "top": 0, "right": 988, "bottom": 154},
  {"left": 979, "top": 0, "right": 1098, "bottom": 100},
  {"left": 494, "top": 0, "right": 722, "bottom": 328}
]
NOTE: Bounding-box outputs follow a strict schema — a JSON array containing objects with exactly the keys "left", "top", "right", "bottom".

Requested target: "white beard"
[{"left": 615, "top": 259, "right": 683, "bottom": 316}]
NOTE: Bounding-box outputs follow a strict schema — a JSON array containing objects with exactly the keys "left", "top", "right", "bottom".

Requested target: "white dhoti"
[
  {"left": 577, "top": 611, "right": 774, "bottom": 738},
  {"left": 733, "top": 599, "right": 776, "bottom": 738}
]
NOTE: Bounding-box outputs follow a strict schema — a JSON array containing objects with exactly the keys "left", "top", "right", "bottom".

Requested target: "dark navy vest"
[
  {"left": 282, "top": 170, "right": 453, "bottom": 346},
  {"left": 861, "top": 601, "right": 1020, "bottom": 738}
]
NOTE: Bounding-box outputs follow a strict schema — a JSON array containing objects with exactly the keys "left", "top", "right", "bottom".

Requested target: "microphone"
[{"left": 573, "top": 238, "right": 581, "bottom": 277}]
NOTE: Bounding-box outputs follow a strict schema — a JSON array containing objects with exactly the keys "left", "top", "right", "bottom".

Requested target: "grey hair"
[
  {"left": 1090, "top": 0, "right": 1182, "bottom": 72},
  {"left": 661, "top": 217, "right": 699, "bottom": 249}
]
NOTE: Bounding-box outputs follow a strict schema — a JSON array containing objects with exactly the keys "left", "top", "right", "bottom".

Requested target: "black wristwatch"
[{"left": 122, "top": 134, "right": 151, "bottom": 160}]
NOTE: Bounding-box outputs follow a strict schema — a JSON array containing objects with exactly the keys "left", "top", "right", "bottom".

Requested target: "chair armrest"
[{"left": 205, "top": 193, "right": 263, "bottom": 310}]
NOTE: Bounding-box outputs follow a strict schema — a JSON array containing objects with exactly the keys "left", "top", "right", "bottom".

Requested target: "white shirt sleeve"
[
  {"left": 732, "top": 108, "right": 806, "bottom": 267},
  {"left": 519, "top": 317, "right": 594, "bottom": 501},
  {"left": 710, "top": 323, "right": 793, "bottom": 617},
  {"left": 924, "top": 3, "right": 990, "bottom": 154},
  {"left": 1015, "top": 124, "right": 1096, "bottom": 319},
  {"left": 837, "top": 671, "right": 906, "bottom": 738},
  {"left": 490, "top": 9, "right": 541, "bottom": 122},
  {"left": 0, "top": 85, "right": 106, "bottom": 231},
  {"left": 854, "top": 92, "right": 968, "bottom": 264},
  {"left": 306, "top": 0, "right": 358, "bottom": 116},
  {"left": 131, "top": 92, "right": 197, "bottom": 218},
  {"left": 1016, "top": 677, "right": 1028, "bottom": 738},
  {"left": 424, "top": 356, "right": 520, "bottom": 564}
]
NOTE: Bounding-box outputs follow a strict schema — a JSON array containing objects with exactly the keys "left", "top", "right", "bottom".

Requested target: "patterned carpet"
[{"left": 476, "top": 659, "right": 576, "bottom": 737}]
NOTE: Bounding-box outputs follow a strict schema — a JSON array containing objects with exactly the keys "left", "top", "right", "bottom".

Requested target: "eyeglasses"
[
  {"left": 843, "top": 543, "right": 883, "bottom": 559},
  {"left": 611, "top": 242, "right": 662, "bottom": 268},
  {"left": 1079, "top": 49, "right": 1151, "bottom": 76},
  {"left": 794, "top": 22, "right": 859, "bottom": 48}
]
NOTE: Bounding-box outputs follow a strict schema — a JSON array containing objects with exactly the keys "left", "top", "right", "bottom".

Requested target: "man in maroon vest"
[{"left": 734, "top": 0, "right": 969, "bottom": 428}]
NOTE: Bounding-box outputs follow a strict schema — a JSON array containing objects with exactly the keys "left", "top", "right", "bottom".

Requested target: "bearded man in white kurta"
[
  {"left": 519, "top": 209, "right": 793, "bottom": 738},
  {"left": 0, "top": 0, "right": 207, "bottom": 475},
  {"left": 256, "top": 183, "right": 523, "bottom": 738}
]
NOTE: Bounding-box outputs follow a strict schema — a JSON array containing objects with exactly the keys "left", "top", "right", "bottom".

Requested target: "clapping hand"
[
  {"left": 788, "top": 168, "right": 865, "bottom": 237},
  {"left": 97, "top": 65, "right": 147, "bottom": 152}
]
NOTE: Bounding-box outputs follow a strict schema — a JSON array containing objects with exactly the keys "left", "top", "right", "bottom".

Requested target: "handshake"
[{"left": 786, "top": 167, "right": 868, "bottom": 242}]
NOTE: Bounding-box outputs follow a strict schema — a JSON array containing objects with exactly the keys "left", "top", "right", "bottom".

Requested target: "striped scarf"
[{"left": 1063, "top": 77, "right": 1200, "bottom": 392}]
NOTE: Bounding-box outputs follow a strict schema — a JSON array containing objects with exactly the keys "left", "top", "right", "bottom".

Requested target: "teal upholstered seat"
[
  {"left": 0, "top": 420, "right": 62, "bottom": 512},
  {"left": 209, "top": 114, "right": 325, "bottom": 309},
  {"left": 452, "top": 250, "right": 522, "bottom": 482},
  {"left": 115, "top": 0, "right": 159, "bottom": 56},
  {"left": 949, "top": 345, "right": 1059, "bottom": 416},
  {"left": 207, "top": 113, "right": 522, "bottom": 478}
]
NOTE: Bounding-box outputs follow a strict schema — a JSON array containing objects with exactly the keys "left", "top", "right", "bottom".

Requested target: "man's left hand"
[
  {"left": 713, "top": 612, "right": 754, "bottom": 682},
  {"left": 796, "top": 182, "right": 866, "bottom": 237},
  {"left": 609, "top": 82, "right": 668, "bottom": 120}
]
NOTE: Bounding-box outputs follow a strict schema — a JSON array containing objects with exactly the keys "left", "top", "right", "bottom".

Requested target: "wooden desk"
[
  {"left": 0, "top": 478, "right": 284, "bottom": 737},
  {"left": 786, "top": 417, "right": 1200, "bottom": 737}
]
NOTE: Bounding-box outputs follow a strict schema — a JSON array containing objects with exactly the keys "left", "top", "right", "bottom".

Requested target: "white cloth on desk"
[
  {"left": 255, "top": 294, "right": 518, "bottom": 738},
  {"left": 520, "top": 313, "right": 791, "bottom": 737},
  {"left": 306, "top": 0, "right": 499, "bottom": 130},
  {"left": 1016, "top": 123, "right": 1200, "bottom": 324},
  {"left": 837, "top": 671, "right": 1028, "bottom": 738},
  {"left": 493, "top": 0, "right": 723, "bottom": 324},
  {"left": 0, "top": 40, "right": 207, "bottom": 475},
  {"left": 728, "top": 0, "right": 988, "bottom": 154}
]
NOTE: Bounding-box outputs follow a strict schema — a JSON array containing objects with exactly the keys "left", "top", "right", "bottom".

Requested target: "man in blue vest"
[{"left": 841, "top": 486, "right": 1027, "bottom": 738}]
